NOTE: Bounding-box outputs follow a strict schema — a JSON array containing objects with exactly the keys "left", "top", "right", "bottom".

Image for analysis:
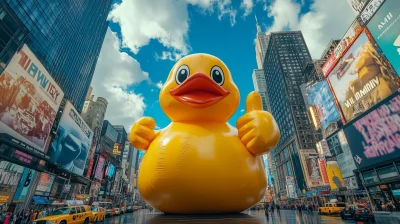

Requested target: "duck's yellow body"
[{"left": 130, "top": 53, "right": 280, "bottom": 214}]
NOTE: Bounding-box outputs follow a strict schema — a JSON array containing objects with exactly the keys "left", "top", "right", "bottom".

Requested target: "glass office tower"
[{"left": 2, "top": 0, "right": 112, "bottom": 111}]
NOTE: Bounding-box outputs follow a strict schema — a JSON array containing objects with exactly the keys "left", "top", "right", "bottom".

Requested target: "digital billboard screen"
[
  {"left": 48, "top": 101, "right": 93, "bottom": 175},
  {"left": 303, "top": 81, "right": 341, "bottom": 130},
  {"left": 344, "top": 93, "right": 400, "bottom": 169},
  {"left": 0, "top": 45, "right": 64, "bottom": 152},
  {"left": 367, "top": 0, "right": 400, "bottom": 76},
  {"left": 327, "top": 32, "right": 399, "bottom": 122},
  {"left": 299, "top": 149, "right": 323, "bottom": 188}
]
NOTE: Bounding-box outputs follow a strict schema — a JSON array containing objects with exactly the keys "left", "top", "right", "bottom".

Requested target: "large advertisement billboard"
[
  {"left": 299, "top": 149, "right": 323, "bottom": 188},
  {"left": 35, "top": 172, "right": 55, "bottom": 196},
  {"left": 326, "top": 157, "right": 345, "bottom": 190},
  {"left": 360, "top": 0, "right": 385, "bottom": 24},
  {"left": 303, "top": 81, "right": 341, "bottom": 130},
  {"left": 318, "top": 159, "right": 330, "bottom": 186},
  {"left": 94, "top": 155, "right": 105, "bottom": 180},
  {"left": 327, "top": 32, "right": 399, "bottom": 122},
  {"left": 346, "top": 0, "right": 369, "bottom": 15},
  {"left": 0, "top": 45, "right": 64, "bottom": 152},
  {"left": 316, "top": 139, "right": 332, "bottom": 158},
  {"left": 12, "top": 168, "right": 36, "bottom": 202},
  {"left": 367, "top": 0, "right": 400, "bottom": 76},
  {"left": 344, "top": 93, "right": 400, "bottom": 169},
  {"left": 336, "top": 130, "right": 358, "bottom": 178},
  {"left": 322, "top": 19, "right": 363, "bottom": 77},
  {"left": 48, "top": 101, "right": 93, "bottom": 176}
]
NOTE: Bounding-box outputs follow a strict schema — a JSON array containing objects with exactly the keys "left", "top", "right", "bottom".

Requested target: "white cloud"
[
  {"left": 265, "top": 0, "right": 355, "bottom": 58},
  {"left": 156, "top": 81, "right": 163, "bottom": 89},
  {"left": 241, "top": 0, "right": 254, "bottom": 17},
  {"left": 108, "top": 0, "right": 237, "bottom": 61},
  {"left": 90, "top": 28, "right": 148, "bottom": 130}
]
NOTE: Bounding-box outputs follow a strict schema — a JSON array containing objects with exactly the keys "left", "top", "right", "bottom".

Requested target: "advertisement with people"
[
  {"left": 299, "top": 149, "right": 323, "bottom": 188},
  {"left": 48, "top": 101, "right": 93, "bottom": 176},
  {"left": 94, "top": 155, "right": 105, "bottom": 180},
  {"left": 344, "top": 93, "right": 400, "bottom": 169},
  {"left": 336, "top": 131, "right": 358, "bottom": 178},
  {"left": 35, "top": 172, "right": 55, "bottom": 196},
  {"left": 322, "top": 19, "right": 363, "bottom": 76},
  {"left": 328, "top": 32, "right": 400, "bottom": 122},
  {"left": 12, "top": 168, "right": 36, "bottom": 202},
  {"left": 303, "top": 81, "right": 341, "bottom": 130},
  {"left": 367, "top": 0, "right": 400, "bottom": 76},
  {"left": 325, "top": 157, "right": 345, "bottom": 190},
  {"left": 0, "top": 44, "right": 64, "bottom": 152}
]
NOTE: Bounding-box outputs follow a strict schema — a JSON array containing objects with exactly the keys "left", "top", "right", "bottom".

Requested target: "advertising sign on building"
[
  {"left": 35, "top": 172, "right": 55, "bottom": 195},
  {"left": 326, "top": 157, "right": 345, "bottom": 190},
  {"left": 48, "top": 101, "right": 93, "bottom": 176},
  {"left": 316, "top": 139, "right": 332, "bottom": 158},
  {"left": 94, "top": 155, "right": 105, "bottom": 180},
  {"left": 327, "top": 32, "right": 400, "bottom": 122},
  {"left": 0, "top": 44, "right": 64, "bottom": 152},
  {"left": 303, "top": 81, "right": 341, "bottom": 130},
  {"left": 344, "top": 176, "right": 359, "bottom": 190},
  {"left": 0, "top": 161, "right": 24, "bottom": 186},
  {"left": 113, "top": 143, "right": 122, "bottom": 156},
  {"left": 123, "top": 142, "right": 130, "bottom": 160},
  {"left": 13, "top": 168, "right": 36, "bottom": 202},
  {"left": 344, "top": 93, "right": 400, "bottom": 169},
  {"left": 299, "top": 149, "right": 323, "bottom": 188},
  {"left": 322, "top": 19, "right": 363, "bottom": 77},
  {"left": 105, "top": 123, "right": 118, "bottom": 142},
  {"left": 346, "top": 0, "right": 369, "bottom": 14},
  {"left": 367, "top": 0, "right": 400, "bottom": 76},
  {"left": 335, "top": 130, "right": 358, "bottom": 178},
  {"left": 318, "top": 159, "right": 330, "bottom": 186},
  {"left": 360, "top": 0, "right": 385, "bottom": 24}
]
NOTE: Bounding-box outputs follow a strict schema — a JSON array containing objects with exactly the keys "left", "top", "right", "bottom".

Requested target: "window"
[{"left": 377, "top": 166, "right": 399, "bottom": 180}]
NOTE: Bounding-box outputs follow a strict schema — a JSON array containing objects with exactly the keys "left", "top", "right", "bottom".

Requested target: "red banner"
[
  {"left": 86, "top": 159, "right": 94, "bottom": 178},
  {"left": 318, "top": 159, "right": 330, "bottom": 186}
]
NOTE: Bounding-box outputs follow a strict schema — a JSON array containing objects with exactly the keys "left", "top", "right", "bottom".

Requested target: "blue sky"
[{"left": 90, "top": 0, "right": 355, "bottom": 130}]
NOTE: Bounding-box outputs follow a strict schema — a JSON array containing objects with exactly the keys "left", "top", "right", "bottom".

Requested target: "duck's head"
[{"left": 160, "top": 53, "right": 240, "bottom": 122}]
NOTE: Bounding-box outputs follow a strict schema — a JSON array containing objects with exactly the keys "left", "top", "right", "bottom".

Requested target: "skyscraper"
[
  {"left": 255, "top": 15, "right": 270, "bottom": 69},
  {"left": 2, "top": 0, "right": 112, "bottom": 111},
  {"left": 262, "top": 31, "right": 315, "bottom": 194},
  {"left": 252, "top": 69, "right": 270, "bottom": 111}
]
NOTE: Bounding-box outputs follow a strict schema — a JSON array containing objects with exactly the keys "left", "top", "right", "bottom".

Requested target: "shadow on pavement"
[{"left": 147, "top": 213, "right": 265, "bottom": 224}]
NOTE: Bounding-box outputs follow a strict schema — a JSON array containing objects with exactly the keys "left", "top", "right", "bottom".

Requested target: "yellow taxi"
[
  {"left": 114, "top": 208, "right": 121, "bottom": 215},
  {"left": 90, "top": 206, "right": 105, "bottom": 222},
  {"left": 33, "top": 205, "right": 93, "bottom": 224},
  {"left": 318, "top": 202, "right": 346, "bottom": 214}
]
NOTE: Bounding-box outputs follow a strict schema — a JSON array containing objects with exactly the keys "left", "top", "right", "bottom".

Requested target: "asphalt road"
[{"left": 103, "top": 209, "right": 400, "bottom": 224}]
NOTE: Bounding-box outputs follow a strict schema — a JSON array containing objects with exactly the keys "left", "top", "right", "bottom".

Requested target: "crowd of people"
[{"left": 0, "top": 206, "right": 62, "bottom": 224}]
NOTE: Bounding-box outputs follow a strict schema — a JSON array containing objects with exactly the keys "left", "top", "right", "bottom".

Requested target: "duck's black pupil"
[
  {"left": 178, "top": 69, "right": 188, "bottom": 83},
  {"left": 212, "top": 69, "right": 222, "bottom": 83}
]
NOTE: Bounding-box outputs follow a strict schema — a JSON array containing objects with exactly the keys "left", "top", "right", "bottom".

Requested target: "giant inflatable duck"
[{"left": 130, "top": 53, "right": 280, "bottom": 214}]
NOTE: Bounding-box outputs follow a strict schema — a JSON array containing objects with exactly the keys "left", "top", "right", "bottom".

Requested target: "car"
[
  {"left": 353, "top": 206, "right": 375, "bottom": 222},
  {"left": 126, "top": 206, "right": 134, "bottom": 213},
  {"left": 319, "top": 202, "right": 346, "bottom": 214},
  {"left": 105, "top": 208, "right": 115, "bottom": 217},
  {"left": 33, "top": 205, "right": 92, "bottom": 224},
  {"left": 114, "top": 208, "right": 121, "bottom": 215},
  {"left": 91, "top": 206, "right": 106, "bottom": 222}
]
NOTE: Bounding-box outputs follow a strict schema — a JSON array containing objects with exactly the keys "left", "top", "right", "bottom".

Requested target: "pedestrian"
[
  {"left": 264, "top": 204, "right": 269, "bottom": 220},
  {"left": 4, "top": 212, "right": 11, "bottom": 224},
  {"left": 297, "top": 204, "right": 302, "bottom": 215}
]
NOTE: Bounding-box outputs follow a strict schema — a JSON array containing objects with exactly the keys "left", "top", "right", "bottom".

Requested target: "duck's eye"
[
  {"left": 210, "top": 65, "right": 224, "bottom": 86},
  {"left": 175, "top": 65, "right": 190, "bottom": 84}
]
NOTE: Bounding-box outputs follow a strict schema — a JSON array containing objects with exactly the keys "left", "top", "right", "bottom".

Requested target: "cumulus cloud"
[
  {"left": 108, "top": 0, "right": 238, "bottom": 61},
  {"left": 90, "top": 28, "right": 148, "bottom": 130},
  {"left": 265, "top": 0, "right": 355, "bottom": 58},
  {"left": 241, "top": 0, "right": 254, "bottom": 17},
  {"left": 156, "top": 81, "right": 163, "bottom": 89}
]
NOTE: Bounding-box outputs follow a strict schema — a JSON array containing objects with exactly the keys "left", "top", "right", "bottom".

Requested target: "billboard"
[
  {"left": 48, "top": 101, "right": 93, "bottom": 176},
  {"left": 316, "top": 139, "right": 332, "bottom": 158},
  {"left": 326, "top": 157, "right": 345, "bottom": 190},
  {"left": 336, "top": 131, "right": 358, "bottom": 178},
  {"left": 35, "top": 172, "right": 55, "bottom": 195},
  {"left": 344, "top": 94, "right": 400, "bottom": 169},
  {"left": 94, "top": 155, "right": 105, "bottom": 180},
  {"left": 346, "top": 0, "right": 369, "bottom": 14},
  {"left": 104, "top": 122, "right": 118, "bottom": 142},
  {"left": 113, "top": 143, "right": 122, "bottom": 156},
  {"left": 360, "top": 0, "right": 385, "bottom": 24},
  {"left": 327, "top": 32, "right": 399, "bottom": 122},
  {"left": 367, "top": 0, "right": 400, "bottom": 76},
  {"left": 0, "top": 44, "right": 64, "bottom": 152},
  {"left": 13, "top": 168, "right": 36, "bottom": 202},
  {"left": 318, "top": 159, "right": 330, "bottom": 186},
  {"left": 299, "top": 149, "right": 323, "bottom": 188},
  {"left": 322, "top": 19, "right": 363, "bottom": 77},
  {"left": 303, "top": 81, "right": 341, "bottom": 130}
]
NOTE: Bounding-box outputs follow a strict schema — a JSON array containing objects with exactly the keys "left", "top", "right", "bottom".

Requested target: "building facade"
[
  {"left": 255, "top": 16, "right": 270, "bottom": 69},
  {"left": 252, "top": 69, "right": 270, "bottom": 112},
  {"left": 263, "top": 31, "right": 316, "bottom": 197},
  {"left": 3, "top": 0, "right": 112, "bottom": 111}
]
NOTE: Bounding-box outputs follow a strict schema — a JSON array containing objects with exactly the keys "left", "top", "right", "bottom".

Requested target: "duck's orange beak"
[{"left": 170, "top": 73, "right": 230, "bottom": 108}]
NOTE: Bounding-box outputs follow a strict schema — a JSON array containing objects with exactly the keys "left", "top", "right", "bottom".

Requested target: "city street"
[{"left": 103, "top": 209, "right": 400, "bottom": 224}]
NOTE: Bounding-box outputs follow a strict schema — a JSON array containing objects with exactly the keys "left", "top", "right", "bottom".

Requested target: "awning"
[{"left": 32, "top": 196, "right": 52, "bottom": 205}]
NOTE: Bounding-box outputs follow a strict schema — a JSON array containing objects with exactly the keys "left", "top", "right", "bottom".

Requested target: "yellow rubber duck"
[{"left": 130, "top": 53, "right": 280, "bottom": 214}]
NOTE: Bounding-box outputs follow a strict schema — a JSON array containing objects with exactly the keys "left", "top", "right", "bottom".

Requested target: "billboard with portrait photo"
[
  {"left": 299, "top": 149, "right": 323, "bottom": 188},
  {"left": 303, "top": 81, "right": 341, "bottom": 130},
  {"left": 48, "top": 101, "right": 93, "bottom": 176},
  {"left": 367, "top": 0, "right": 400, "bottom": 76},
  {"left": 344, "top": 93, "right": 400, "bottom": 169},
  {"left": 327, "top": 32, "right": 400, "bottom": 122},
  {"left": 0, "top": 45, "right": 64, "bottom": 152}
]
